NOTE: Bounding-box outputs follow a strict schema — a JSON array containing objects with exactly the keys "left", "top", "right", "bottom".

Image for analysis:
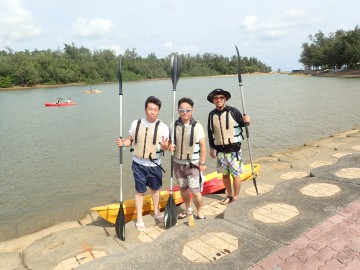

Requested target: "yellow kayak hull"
[
  {"left": 91, "top": 163, "right": 260, "bottom": 224},
  {"left": 83, "top": 90, "right": 103, "bottom": 94}
]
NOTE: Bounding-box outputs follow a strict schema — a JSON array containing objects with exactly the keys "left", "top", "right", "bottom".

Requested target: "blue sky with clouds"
[{"left": 1, "top": 0, "right": 359, "bottom": 71}]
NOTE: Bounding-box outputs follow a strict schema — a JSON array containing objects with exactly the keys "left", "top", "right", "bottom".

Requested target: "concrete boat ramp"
[{"left": 1, "top": 127, "right": 360, "bottom": 270}]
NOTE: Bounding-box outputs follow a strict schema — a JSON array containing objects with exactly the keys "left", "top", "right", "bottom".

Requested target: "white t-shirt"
[{"left": 129, "top": 118, "right": 169, "bottom": 166}]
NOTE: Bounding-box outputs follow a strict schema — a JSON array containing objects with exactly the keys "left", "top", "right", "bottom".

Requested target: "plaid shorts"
[{"left": 216, "top": 150, "right": 244, "bottom": 177}]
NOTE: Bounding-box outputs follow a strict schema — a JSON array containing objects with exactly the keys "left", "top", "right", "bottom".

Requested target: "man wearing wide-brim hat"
[{"left": 207, "top": 88, "right": 250, "bottom": 205}]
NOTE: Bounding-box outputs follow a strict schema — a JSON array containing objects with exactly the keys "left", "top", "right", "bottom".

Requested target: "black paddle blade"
[
  {"left": 253, "top": 177, "right": 259, "bottom": 195},
  {"left": 115, "top": 203, "right": 125, "bottom": 241},
  {"left": 170, "top": 53, "right": 182, "bottom": 89},
  {"left": 164, "top": 194, "right": 177, "bottom": 229},
  {"left": 118, "top": 59, "right": 123, "bottom": 95},
  {"left": 235, "top": 45, "right": 242, "bottom": 84}
]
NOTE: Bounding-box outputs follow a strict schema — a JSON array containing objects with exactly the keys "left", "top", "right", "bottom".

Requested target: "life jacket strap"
[{"left": 149, "top": 152, "right": 166, "bottom": 173}]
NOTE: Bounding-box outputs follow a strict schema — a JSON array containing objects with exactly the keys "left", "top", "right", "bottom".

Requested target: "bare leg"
[
  {"left": 222, "top": 174, "right": 232, "bottom": 197},
  {"left": 150, "top": 189, "right": 161, "bottom": 216},
  {"left": 192, "top": 192, "right": 204, "bottom": 218},
  {"left": 232, "top": 175, "right": 241, "bottom": 200},
  {"left": 180, "top": 189, "right": 191, "bottom": 209},
  {"left": 135, "top": 192, "right": 144, "bottom": 223}
]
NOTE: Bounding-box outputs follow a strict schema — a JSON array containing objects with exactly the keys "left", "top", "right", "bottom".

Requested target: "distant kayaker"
[
  {"left": 207, "top": 89, "right": 250, "bottom": 205},
  {"left": 168, "top": 97, "right": 207, "bottom": 224},
  {"left": 65, "top": 98, "right": 72, "bottom": 103},
  {"left": 56, "top": 98, "right": 61, "bottom": 104},
  {"left": 116, "top": 96, "right": 169, "bottom": 231}
]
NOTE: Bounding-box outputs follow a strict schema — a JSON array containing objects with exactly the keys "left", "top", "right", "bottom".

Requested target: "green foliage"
[
  {"left": 299, "top": 25, "right": 360, "bottom": 69},
  {"left": 0, "top": 45, "right": 272, "bottom": 88},
  {"left": 0, "top": 76, "right": 13, "bottom": 88}
]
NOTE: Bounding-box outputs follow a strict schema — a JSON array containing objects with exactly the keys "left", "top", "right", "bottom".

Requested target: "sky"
[{"left": 0, "top": 0, "right": 359, "bottom": 71}]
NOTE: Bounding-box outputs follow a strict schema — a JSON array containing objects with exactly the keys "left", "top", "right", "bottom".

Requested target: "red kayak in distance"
[{"left": 44, "top": 102, "right": 77, "bottom": 106}]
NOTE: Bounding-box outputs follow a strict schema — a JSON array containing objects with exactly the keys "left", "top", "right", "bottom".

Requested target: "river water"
[{"left": 0, "top": 74, "right": 359, "bottom": 241}]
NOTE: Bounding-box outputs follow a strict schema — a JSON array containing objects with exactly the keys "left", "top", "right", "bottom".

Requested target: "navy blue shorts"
[{"left": 132, "top": 161, "right": 163, "bottom": 193}]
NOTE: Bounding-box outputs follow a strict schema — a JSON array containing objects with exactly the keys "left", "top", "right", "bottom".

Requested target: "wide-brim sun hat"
[{"left": 207, "top": 88, "right": 231, "bottom": 103}]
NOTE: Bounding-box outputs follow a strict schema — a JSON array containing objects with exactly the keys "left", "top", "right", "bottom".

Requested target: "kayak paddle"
[
  {"left": 164, "top": 53, "right": 182, "bottom": 229},
  {"left": 115, "top": 59, "right": 126, "bottom": 240},
  {"left": 235, "top": 45, "right": 259, "bottom": 195}
]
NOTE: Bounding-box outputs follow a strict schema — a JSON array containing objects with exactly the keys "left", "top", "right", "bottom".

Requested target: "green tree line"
[
  {"left": 299, "top": 25, "right": 360, "bottom": 69},
  {"left": 0, "top": 43, "right": 271, "bottom": 88}
]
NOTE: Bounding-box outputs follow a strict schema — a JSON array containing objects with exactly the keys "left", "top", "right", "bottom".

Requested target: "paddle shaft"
[
  {"left": 164, "top": 53, "right": 181, "bottom": 229},
  {"left": 170, "top": 88, "right": 176, "bottom": 192},
  {"left": 235, "top": 46, "right": 259, "bottom": 195},
  {"left": 116, "top": 59, "right": 126, "bottom": 241},
  {"left": 118, "top": 59, "right": 124, "bottom": 202},
  {"left": 170, "top": 53, "right": 181, "bottom": 192}
]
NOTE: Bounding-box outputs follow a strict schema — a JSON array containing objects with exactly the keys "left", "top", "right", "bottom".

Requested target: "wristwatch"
[{"left": 200, "top": 162, "right": 206, "bottom": 166}]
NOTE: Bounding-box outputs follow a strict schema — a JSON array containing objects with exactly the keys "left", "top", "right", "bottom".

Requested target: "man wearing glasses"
[
  {"left": 169, "top": 97, "right": 207, "bottom": 224},
  {"left": 207, "top": 89, "right": 250, "bottom": 205}
]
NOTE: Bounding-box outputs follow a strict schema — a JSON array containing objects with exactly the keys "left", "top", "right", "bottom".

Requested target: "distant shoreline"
[
  {"left": 2, "top": 70, "right": 358, "bottom": 91},
  {"left": 0, "top": 74, "right": 259, "bottom": 91},
  {"left": 291, "top": 68, "right": 360, "bottom": 78}
]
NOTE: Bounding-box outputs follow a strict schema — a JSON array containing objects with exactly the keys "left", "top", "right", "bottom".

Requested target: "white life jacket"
[
  {"left": 174, "top": 119, "right": 200, "bottom": 160},
  {"left": 132, "top": 119, "right": 162, "bottom": 159},
  {"left": 210, "top": 111, "right": 242, "bottom": 146}
]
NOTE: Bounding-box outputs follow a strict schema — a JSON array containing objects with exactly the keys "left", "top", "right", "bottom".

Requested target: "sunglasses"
[
  {"left": 213, "top": 96, "right": 225, "bottom": 100},
  {"left": 178, "top": 109, "right": 193, "bottom": 113}
]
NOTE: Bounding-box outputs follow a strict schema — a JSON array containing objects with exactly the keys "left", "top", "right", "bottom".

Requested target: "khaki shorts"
[{"left": 173, "top": 162, "right": 203, "bottom": 194}]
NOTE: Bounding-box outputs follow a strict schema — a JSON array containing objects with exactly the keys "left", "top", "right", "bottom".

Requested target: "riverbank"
[
  {"left": 292, "top": 68, "right": 360, "bottom": 78},
  {"left": 0, "top": 70, "right": 327, "bottom": 91},
  {"left": 1, "top": 126, "right": 360, "bottom": 269}
]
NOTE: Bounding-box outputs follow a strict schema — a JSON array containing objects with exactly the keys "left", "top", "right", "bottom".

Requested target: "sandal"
[
  {"left": 154, "top": 212, "right": 164, "bottom": 222},
  {"left": 195, "top": 215, "right": 206, "bottom": 220},
  {"left": 220, "top": 196, "right": 233, "bottom": 205},
  {"left": 135, "top": 222, "right": 145, "bottom": 231},
  {"left": 178, "top": 211, "right": 188, "bottom": 219}
]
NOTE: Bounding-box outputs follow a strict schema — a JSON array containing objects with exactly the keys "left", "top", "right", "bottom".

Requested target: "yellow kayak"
[
  {"left": 83, "top": 89, "right": 103, "bottom": 94},
  {"left": 91, "top": 163, "right": 260, "bottom": 224}
]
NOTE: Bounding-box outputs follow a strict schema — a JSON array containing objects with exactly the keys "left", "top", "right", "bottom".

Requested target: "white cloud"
[
  {"left": 0, "top": 0, "right": 42, "bottom": 46},
  {"left": 161, "top": 42, "right": 198, "bottom": 56},
  {"left": 71, "top": 17, "right": 113, "bottom": 39}
]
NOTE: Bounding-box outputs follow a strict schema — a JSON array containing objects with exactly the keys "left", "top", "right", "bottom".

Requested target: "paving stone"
[
  {"left": 293, "top": 246, "right": 317, "bottom": 262},
  {"left": 301, "top": 256, "right": 325, "bottom": 270},
  {"left": 317, "top": 220, "right": 337, "bottom": 233},
  {"left": 342, "top": 228, "right": 360, "bottom": 241},
  {"left": 275, "top": 245, "right": 298, "bottom": 260},
  {"left": 91, "top": 250, "right": 106, "bottom": 259},
  {"left": 182, "top": 245, "right": 208, "bottom": 263},
  {"left": 280, "top": 171, "right": 309, "bottom": 180},
  {"left": 277, "top": 256, "right": 302, "bottom": 270},
  {"left": 313, "top": 246, "right": 337, "bottom": 262},
  {"left": 300, "top": 183, "right": 341, "bottom": 197},
  {"left": 256, "top": 253, "right": 283, "bottom": 268},
  {"left": 290, "top": 237, "right": 311, "bottom": 250},
  {"left": 76, "top": 251, "right": 94, "bottom": 265},
  {"left": 61, "top": 257, "right": 79, "bottom": 270},
  {"left": 308, "top": 237, "right": 328, "bottom": 251},
  {"left": 333, "top": 248, "right": 357, "bottom": 264},
  {"left": 346, "top": 238, "right": 360, "bottom": 253},
  {"left": 304, "top": 227, "right": 324, "bottom": 241},
  {"left": 318, "top": 258, "right": 346, "bottom": 269},
  {"left": 326, "top": 238, "right": 349, "bottom": 252},
  {"left": 345, "top": 257, "right": 360, "bottom": 270}
]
